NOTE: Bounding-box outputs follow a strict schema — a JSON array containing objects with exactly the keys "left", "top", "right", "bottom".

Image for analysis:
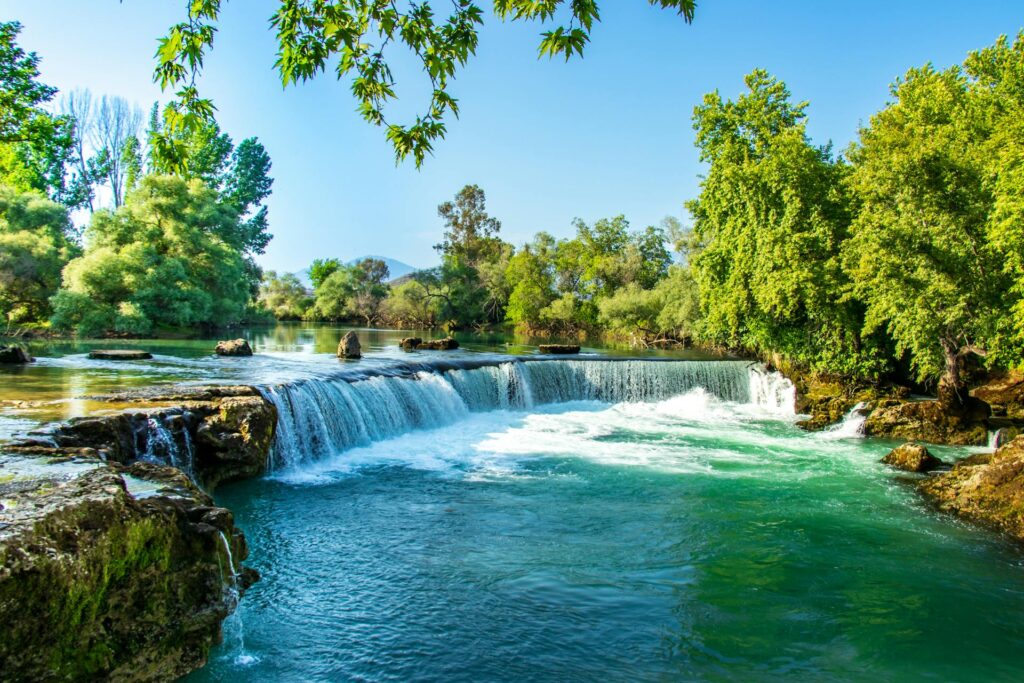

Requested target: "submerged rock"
[
  {"left": 214, "top": 338, "right": 253, "bottom": 356},
  {"left": 0, "top": 460, "right": 255, "bottom": 680},
  {"left": 539, "top": 344, "right": 581, "bottom": 354},
  {"left": 919, "top": 436, "right": 1024, "bottom": 543},
  {"left": 399, "top": 337, "right": 422, "bottom": 351},
  {"left": 0, "top": 345, "right": 33, "bottom": 363},
  {"left": 881, "top": 442, "right": 944, "bottom": 472},
  {"left": 338, "top": 331, "right": 362, "bottom": 359},
  {"left": 88, "top": 349, "right": 153, "bottom": 360},
  {"left": 417, "top": 337, "right": 459, "bottom": 350}
]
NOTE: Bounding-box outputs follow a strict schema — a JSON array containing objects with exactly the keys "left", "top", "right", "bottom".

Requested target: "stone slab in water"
[
  {"left": 88, "top": 349, "right": 153, "bottom": 360},
  {"left": 539, "top": 344, "right": 580, "bottom": 354},
  {"left": 417, "top": 338, "right": 459, "bottom": 350}
]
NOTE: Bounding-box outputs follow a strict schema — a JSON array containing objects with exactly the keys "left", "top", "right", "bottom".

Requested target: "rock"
[
  {"left": 881, "top": 442, "right": 944, "bottom": 472},
  {"left": 194, "top": 395, "right": 278, "bottom": 489},
  {"left": 0, "top": 345, "right": 33, "bottom": 364},
  {"left": 919, "top": 435, "right": 1024, "bottom": 543},
  {"left": 417, "top": 337, "right": 459, "bottom": 350},
  {"left": 864, "top": 398, "right": 989, "bottom": 446},
  {"left": 214, "top": 339, "right": 253, "bottom": 356},
  {"left": 780, "top": 366, "right": 909, "bottom": 431},
  {"left": 0, "top": 464, "right": 254, "bottom": 680},
  {"left": 337, "top": 331, "right": 362, "bottom": 359},
  {"left": 88, "top": 349, "right": 153, "bottom": 360},
  {"left": 538, "top": 344, "right": 580, "bottom": 354},
  {"left": 399, "top": 337, "right": 423, "bottom": 351},
  {"left": 972, "top": 370, "right": 1024, "bottom": 420}
]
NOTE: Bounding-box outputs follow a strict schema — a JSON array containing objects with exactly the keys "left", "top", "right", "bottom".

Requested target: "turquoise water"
[{"left": 189, "top": 390, "right": 1024, "bottom": 682}]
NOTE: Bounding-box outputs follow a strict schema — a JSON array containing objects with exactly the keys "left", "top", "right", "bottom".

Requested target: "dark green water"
[{"left": 188, "top": 395, "right": 1024, "bottom": 682}]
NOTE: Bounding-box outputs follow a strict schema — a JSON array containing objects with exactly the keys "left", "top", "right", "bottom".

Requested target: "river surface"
[{"left": 3, "top": 325, "right": 1024, "bottom": 681}]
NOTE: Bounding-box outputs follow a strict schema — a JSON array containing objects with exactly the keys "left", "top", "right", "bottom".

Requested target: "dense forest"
[{"left": 3, "top": 18, "right": 1024, "bottom": 400}]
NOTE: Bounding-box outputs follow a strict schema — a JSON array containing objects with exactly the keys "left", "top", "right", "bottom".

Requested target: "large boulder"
[
  {"left": 863, "top": 398, "right": 989, "bottom": 446},
  {"left": 399, "top": 337, "right": 422, "bottom": 351},
  {"left": 919, "top": 435, "right": 1024, "bottom": 543},
  {"left": 214, "top": 339, "right": 253, "bottom": 356},
  {"left": 881, "top": 442, "right": 944, "bottom": 473},
  {"left": 0, "top": 462, "right": 255, "bottom": 680},
  {"left": 337, "top": 331, "right": 362, "bottom": 359},
  {"left": 195, "top": 395, "right": 278, "bottom": 488},
  {"left": 0, "top": 345, "right": 33, "bottom": 364},
  {"left": 88, "top": 349, "right": 152, "bottom": 360},
  {"left": 417, "top": 337, "right": 459, "bottom": 350},
  {"left": 539, "top": 344, "right": 580, "bottom": 354},
  {"left": 972, "top": 370, "right": 1024, "bottom": 421}
]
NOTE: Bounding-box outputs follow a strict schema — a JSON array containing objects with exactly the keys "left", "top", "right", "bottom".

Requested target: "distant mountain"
[{"left": 346, "top": 255, "right": 419, "bottom": 282}]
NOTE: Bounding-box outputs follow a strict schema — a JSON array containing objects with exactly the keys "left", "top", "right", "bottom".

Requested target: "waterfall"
[
  {"left": 139, "top": 413, "right": 195, "bottom": 476},
  {"left": 821, "top": 402, "right": 869, "bottom": 440},
  {"left": 260, "top": 359, "right": 794, "bottom": 471},
  {"left": 217, "top": 531, "right": 257, "bottom": 667}
]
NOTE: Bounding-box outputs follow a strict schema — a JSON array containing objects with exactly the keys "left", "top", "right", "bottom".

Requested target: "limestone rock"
[
  {"left": 399, "top": 337, "right": 422, "bottom": 351},
  {"left": 195, "top": 395, "right": 278, "bottom": 489},
  {"left": 864, "top": 398, "right": 989, "bottom": 446},
  {"left": 539, "top": 344, "right": 581, "bottom": 354},
  {"left": 0, "top": 345, "right": 33, "bottom": 363},
  {"left": 972, "top": 370, "right": 1024, "bottom": 420},
  {"left": 417, "top": 337, "right": 459, "bottom": 350},
  {"left": 214, "top": 339, "right": 253, "bottom": 356},
  {"left": 919, "top": 435, "right": 1024, "bottom": 543},
  {"left": 0, "top": 463, "right": 255, "bottom": 680},
  {"left": 88, "top": 349, "right": 153, "bottom": 360},
  {"left": 337, "top": 331, "right": 362, "bottom": 358},
  {"left": 881, "top": 442, "right": 944, "bottom": 472}
]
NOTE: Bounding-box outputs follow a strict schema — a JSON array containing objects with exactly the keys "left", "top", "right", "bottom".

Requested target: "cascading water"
[
  {"left": 217, "top": 531, "right": 257, "bottom": 667},
  {"left": 821, "top": 401, "right": 869, "bottom": 440},
  {"left": 260, "top": 359, "right": 794, "bottom": 471},
  {"left": 139, "top": 413, "right": 195, "bottom": 476}
]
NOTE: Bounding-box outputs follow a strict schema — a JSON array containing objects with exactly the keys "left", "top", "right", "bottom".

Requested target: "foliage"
[
  {"left": 258, "top": 270, "right": 312, "bottom": 320},
  {"left": 154, "top": 1, "right": 696, "bottom": 167},
  {"left": 0, "top": 22, "right": 80, "bottom": 207},
  {"left": 0, "top": 184, "right": 77, "bottom": 325},
  {"left": 309, "top": 258, "right": 341, "bottom": 291},
  {"left": 310, "top": 258, "right": 391, "bottom": 324},
  {"left": 687, "top": 69, "right": 886, "bottom": 378},
  {"left": 50, "top": 175, "right": 251, "bottom": 336},
  {"left": 845, "top": 42, "right": 1019, "bottom": 395}
]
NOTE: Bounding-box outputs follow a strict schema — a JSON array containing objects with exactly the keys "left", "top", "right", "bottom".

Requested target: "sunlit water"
[{"left": 188, "top": 390, "right": 1024, "bottom": 682}]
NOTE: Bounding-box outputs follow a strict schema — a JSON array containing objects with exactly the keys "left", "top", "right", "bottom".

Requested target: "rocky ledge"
[
  {"left": 9, "top": 385, "right": 278, "bottom": 491},
  {"left": 0, "top": 455, "right": 256, "bottom": 681},
  {"left": 919, "top": 436, "right": 1024, "bottom": 543}
]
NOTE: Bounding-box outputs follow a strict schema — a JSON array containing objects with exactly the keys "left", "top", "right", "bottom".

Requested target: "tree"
[
  {"left": 50, "top": 175, "right": 251, "bottom": 336},
  {"left": 505, "top": 244, "right": 555, "bottom": 331},
  {"left": 154, "top": 1, "right": 697, "bottom": 167},
  {"left": 436, "top": 184, "right": 502, "bottom": 265},
  {"left": 0, "top": 22, "right": 80, "bottom": 207},
  {"left": 259, "top": 270, "right": 312, "bottom": 320},
  {"left": 309, "top": 257, "right": 341, "bottom": 291},
  {"left": 687, "top": 70, "right": 883, "bottom": 377},
  {"left": 846, "top": 57, "right": 1014, "bottom": 404},
  {"left": 94, "top": 96, "right": 143, "bottom": 208},
  {"left": 0, "top": 184, "right": 77, "bottom": 326}
]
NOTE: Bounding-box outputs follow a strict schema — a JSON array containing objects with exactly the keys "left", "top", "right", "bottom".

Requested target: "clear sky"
[{"left": 4, "top": 1, "right": 1023, "bottom": 273}]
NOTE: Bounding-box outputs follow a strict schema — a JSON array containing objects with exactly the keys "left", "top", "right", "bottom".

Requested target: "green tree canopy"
[{"left": 50, "top": 175, "right": 251, "bottom": 336}]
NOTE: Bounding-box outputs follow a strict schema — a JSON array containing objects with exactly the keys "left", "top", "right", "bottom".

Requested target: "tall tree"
[{"left": 95, "top": 95, "right": 143, "bottom": 208}]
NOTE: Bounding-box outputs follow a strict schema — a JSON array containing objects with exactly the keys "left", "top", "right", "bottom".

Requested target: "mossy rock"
[{"left": 89, "top": 350, "right": 153, "bottom": 361}]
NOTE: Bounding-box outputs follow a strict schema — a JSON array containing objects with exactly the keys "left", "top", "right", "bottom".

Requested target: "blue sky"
[{"left": 5, "top": 1, "right": 1023, "bottom": 273}]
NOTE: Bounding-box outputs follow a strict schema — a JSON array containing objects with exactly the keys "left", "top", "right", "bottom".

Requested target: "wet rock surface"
[
  {"left": 539, "top": 344, "right": 581, "bottom": 354},
  {"left": 863, "top": 398, "right": 989, "bottom": 446},
  {"left": 399, "top": 337, "right": 422, "bottom": 350},
  {"left": 88, "top": 349, "right": 153, "bottom": 360},
  {"left": 919, "top": 436, "right": 1024, "bottom": 543},
  {"left": 881, "top": 442, "right": 945, "bottom": 472},
  {"left": 337, "top": 331, "right": 362, "bottom": 359},
  {"left": 0, "top": 456, "right": 254, "bottom": 681},
  {"left": 417, "top": 337, "right": 459, "bottom": 350},
  {"left": 214, "top": 339, "right": 253, "bottom": 356},
  {"left": 0, "top": 345, "right": 33, "bottom": 363}
]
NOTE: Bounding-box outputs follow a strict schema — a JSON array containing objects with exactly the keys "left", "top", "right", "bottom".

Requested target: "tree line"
[
  {"left": 0, "top": 21, "right": 273, "bottom": 337},
  {"left": 263, "top": 31, "right": 1024, "bottom": 402}
]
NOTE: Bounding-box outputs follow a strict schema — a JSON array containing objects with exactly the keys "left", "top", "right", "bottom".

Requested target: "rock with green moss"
[
  {"left": 919, "top": 436, "right": 1024, "bottom": 543},
  {"left": 0, "top": 459, "right": 255, "bottom": 681},
  {"left": 881, "top": 442, "right": 944, "bottom": 472},
  {"left": 864, "top": 398, "right": 989, "bottom": 446}
]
